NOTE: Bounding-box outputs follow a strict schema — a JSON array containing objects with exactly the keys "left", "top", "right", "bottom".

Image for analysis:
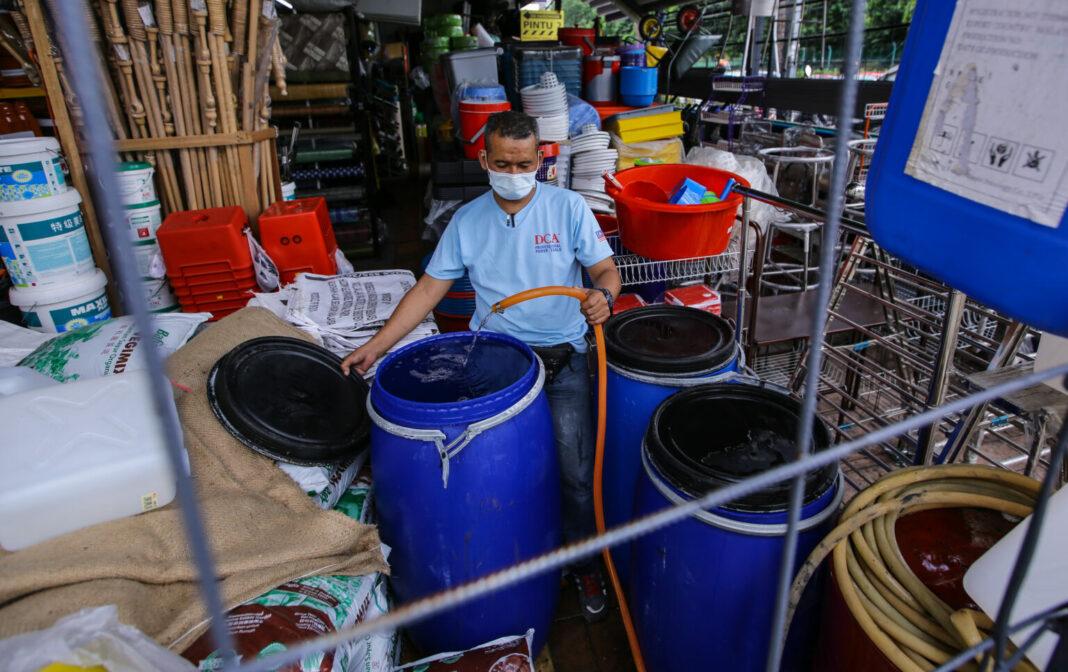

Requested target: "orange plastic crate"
[{"left": 259, "top": 197, "right": 339, "bottom": 284}]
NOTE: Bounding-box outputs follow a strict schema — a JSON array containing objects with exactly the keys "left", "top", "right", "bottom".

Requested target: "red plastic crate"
[
  {"left": 178, "top": 295, "right": 253, "bottom": 313},
  {"left": 259, "top": 197, "right": 339, "bottom": 285},
  {"left": 614, "top": 293, "right": 647, "bottom": 314},
  {"left": 168, "top": 267, "right": 255, "bottom": 289},
  {"left": 157, "top": 206, "right": 253, "bottom": 279},
  {"left": 173, "top": 284, "right": 257, "bottom": 302},
  {"left": 664, "top": 284, "right": 722, "bottom": 315}
]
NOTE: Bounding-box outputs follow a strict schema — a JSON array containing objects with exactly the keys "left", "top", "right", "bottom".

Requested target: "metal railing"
[{"left": 45, "top": 0, "right": 1068, "bottom": 670}]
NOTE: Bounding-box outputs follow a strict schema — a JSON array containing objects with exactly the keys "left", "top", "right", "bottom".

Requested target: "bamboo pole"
[
  {"left": 169, "top": 0, "right": 212, "bottom": 206},
  {"left": 189, "top": 0, "right": 225, "bottom": 204},
  {"left": 154, "top": 0, "right": 200, "bottom": 209},
  {"left": 204, "top": 0, "right": 243, "bottom": 206}
]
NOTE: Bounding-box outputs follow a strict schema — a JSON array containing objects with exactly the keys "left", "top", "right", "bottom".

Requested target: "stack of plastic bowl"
[
  {"left": 569, "top": 124, "right": 617, "bottom": 214},
  {"left": 521, "top": 72, "right": 569, "bottom": 142}
]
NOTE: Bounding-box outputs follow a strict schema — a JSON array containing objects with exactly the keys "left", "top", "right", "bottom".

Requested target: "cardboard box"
[
  {"left": 520, "top": 10, "right": 564, "bottom": 41},
  {"left": 665, "top": 284, "right": 721, "bottom": 315}
]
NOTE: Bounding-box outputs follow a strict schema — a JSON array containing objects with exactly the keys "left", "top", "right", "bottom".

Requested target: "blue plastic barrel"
[
  {"left": 602, "top": 305, "right": 740, "bottom": 579},
  {"left": 630, "top": 383, "right": 841, "bottom": 672},
  {"left": 369, "top": 332, "right": 560, "bottom": 653}
]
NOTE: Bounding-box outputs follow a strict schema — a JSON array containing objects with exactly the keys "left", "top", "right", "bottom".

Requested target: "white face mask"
[{"left": 487, "top": 168, "right": 537, "bottom": 201}]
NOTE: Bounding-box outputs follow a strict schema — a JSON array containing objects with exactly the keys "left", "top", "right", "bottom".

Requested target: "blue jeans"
[{"left": 544, "top": 350, "right": 596, "bottom": 546}]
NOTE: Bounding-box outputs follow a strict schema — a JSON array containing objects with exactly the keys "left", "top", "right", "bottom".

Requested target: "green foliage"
[{"left": 561, "top": 0, "right": 636, "bottom": 41}]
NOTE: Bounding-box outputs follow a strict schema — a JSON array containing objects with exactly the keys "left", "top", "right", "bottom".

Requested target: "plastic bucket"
[
  {"left": 559, "top": 28, "right": 596, "bottom": 56},
  {"left": 8, "top": 267, "right": 110, "bottom": 332},
  {"left": 0, "top": 137, "right": 67, "bottom": 202},
  {"left": 116, "top": 161, "right": 156, "bottom": 206},
  {"left": 369, "top": 332, "right": 560, "bottom": 653},
  {"left": 631, "top": 382, "right": 841, "bottom": 672},
  {"left": 458, "top": 99, "right": 511, "bottom": 159},
  {"left": 617, "top": 44, "right": 646, "bottom": 67},
  {"left": 280, "top": 181, "right": 296, "bottom": 201},
  {"left": 0, "top": 189, "right": 93, "bottom": 287},
  {"left": 602, "top": 305, "right": 740, "bottom": 581},
  {"left": 124, "top": 199, "right": 162, "bottom": 242},
  {"left": 606, "top": 164, "right": 747, "bottom": 260},
  {"left": 140, "top": 276, "right": 178, "bottom": 312},
  {"left": 619, "top": 66, "right": 658, "bottom": 107}
]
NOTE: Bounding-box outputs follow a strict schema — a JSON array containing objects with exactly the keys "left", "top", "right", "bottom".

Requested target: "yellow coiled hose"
[{"left": 785, "top": 464, "right": 1041, "bottom": 672}]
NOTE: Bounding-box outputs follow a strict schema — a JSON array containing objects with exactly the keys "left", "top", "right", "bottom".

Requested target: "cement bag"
[
  {"left": 350, "top": 574, "right": 400, "bottom": 672},
  {"left": 394, "top": 630, "right": 535, "bottom": 672},
  {"left": 0, "top": 320, "right": 50, "bottom": 367},
  {"left": 183, "top": 574, "right": 378, "bottom": 672},
  {"left": 0, "top": 605, "right": 195, "bottom": 672},
  {"left": 334, "top": 468, "right": 375, "bottom": 524},
  {"left": 685, "top": 145, "right": 785, "bottom": 230},
  {"left": 611, "top": 133, "right": 684, "bottom": 172},
  {"left": 18, "top": 313, "right": 210, "bottom": 383},
  {"left": 278, "top": 448, "right": 367, "bottom": 510}
]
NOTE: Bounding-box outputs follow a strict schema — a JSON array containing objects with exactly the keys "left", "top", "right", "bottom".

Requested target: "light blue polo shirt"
[{"left": 425, "top": 182, "right": 613, "bottom": 351}]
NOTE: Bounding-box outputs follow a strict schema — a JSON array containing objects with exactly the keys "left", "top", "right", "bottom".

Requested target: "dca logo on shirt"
[{"left": 534, "top": 233, "right": 562, "bottom": 254}]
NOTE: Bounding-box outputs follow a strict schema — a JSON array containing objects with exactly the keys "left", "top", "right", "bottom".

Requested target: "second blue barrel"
[
  {"left": 603, "top": 305, "right": 740, "bottom": 579},
  {"left": 369, "top": 332, "right": 560, "bottom": 654},
  {"left": 630, "top": 382, "right": 841, "bottom": 672}
]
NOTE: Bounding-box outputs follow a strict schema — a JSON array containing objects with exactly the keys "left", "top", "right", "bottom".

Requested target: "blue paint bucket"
[
  {"left": 630, "top": 382, "right": 841, "bottom": 672},
  {"left": 368, "top": 332, "right": 560, "bottom": 654},
  {"left": 603, "top": 305, "right": 740, "bottom": 580},
  {"left": 619, "top": 66, "right": 658, "bottom": 107}
]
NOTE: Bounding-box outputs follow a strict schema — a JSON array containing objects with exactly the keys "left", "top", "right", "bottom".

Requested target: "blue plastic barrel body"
[
  {"left": 369, "top": 332, "right": 560, "bottom": 653},
  {"left": 866, "top": 0, "right": 1068, "bottom": 336},
  {"left": 629, "top": 383, "right": 841, "bottom": 672},
  {"left": 603, "top": 357, "right": 738, "bottom": 579}
]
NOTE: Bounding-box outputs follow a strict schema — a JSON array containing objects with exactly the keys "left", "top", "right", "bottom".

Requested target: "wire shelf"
[{"left": 609, "top": 235, "right": 749, "bottom": 287}]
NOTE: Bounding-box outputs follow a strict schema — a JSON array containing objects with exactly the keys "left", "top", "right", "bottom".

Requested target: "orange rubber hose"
[{"left": 493, "top": 286, "right": 647, "bottom": 672}]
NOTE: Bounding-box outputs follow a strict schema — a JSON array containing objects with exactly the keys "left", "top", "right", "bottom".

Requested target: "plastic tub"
[
  {"left": 443, "top": 47, "right": 500, "bottom": 96},
  {"left": 605, "top": 164, "right": 747, "bottom": 260},
  {"left": 617, "top": 44, "right": 646, "bottom": 67},
  {"left": 583, "top": 54, "right": 621, "bottom": 105},
  {"left": 124, "top": 199, "right": 162, "bottom": 242},
  {"left": 619, "top": 66, "right": 658, "bottom": 107},
  {"left": 369, "top": 332, "right": 560, "bottom": 653},
  {"left": 631, "top": 382, "right": 841, "bottom": 672},
  {"left": 458, "top": 99, "right": 511, "bottom": 160},
  {"left": 0, "top": 188, "right": 94, "bottom": 287},
  {"left": 602, "top": 306, "right": 740, "bottom": 581},
  {"left": 116, "top": 161, "right": 156, "bottom": 206},
  {"left": 559, "top": 28, "right": 596, "bottom": 56},
  {"left": 0, "top": 136, "right": 67, "bottom": 201},
  {"left": 8, "top": 267, "right": 110, "bottom": 332}
]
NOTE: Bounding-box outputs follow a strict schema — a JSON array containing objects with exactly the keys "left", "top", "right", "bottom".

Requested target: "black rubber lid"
[
  {"left": 208, "top": 337, "right": 370, "bottom": 466},
  {"left": 646, "top": 383, "right": 837, "bottom": 512},
  {"left": 605, "top": 305, "right": 735, "bottom": 375}
]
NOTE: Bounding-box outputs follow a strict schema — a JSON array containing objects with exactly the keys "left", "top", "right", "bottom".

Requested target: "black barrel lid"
[
  {"left": 208, "top": 336, "right": 370, "bottom": 466},
  {"left": 605, "top": 305, "right": 735, "bottom": 375},
  {"left": 646, "top": 383, "right": 837, "bottom": 512}
]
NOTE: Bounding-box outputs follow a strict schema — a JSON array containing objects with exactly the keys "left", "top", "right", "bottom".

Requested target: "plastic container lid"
[
  {"left": 0, "top": 187, "right": 81, "bottom": 218},
  {"left": 646, "top": 383, "right": 837, "bottom": 512},
  {"left": 207, "top": 337, "right": 370, "bottom": 466},
  {"left": 8, "top": 267, "right": 106, "bottom": 306},
  {"left": 605, "top": 305, "right": 734, "bottom": 375},
  {"left": 0, "top": 136, "right": 60, "bottom": 157}
]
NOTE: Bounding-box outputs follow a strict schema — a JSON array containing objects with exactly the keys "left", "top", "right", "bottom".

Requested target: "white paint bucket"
[
  {"left": 132, "top": 240, "right": 166, "bottom": 279},
  {"left": 8, "top": 267, "right": 110, "bottom": 333},
  {"left": 124, "top": 199, "right": 162, "bottom": 242},
  {"left": 117, "top": 161, "right": 156, "bottom": 206},
  {"left": 0, "top": 137, "right": 68, "bottom": 201},
  {"left": 0, "top": 188, "right": 94, "bottom": 287},
  {"left": 140, "top": 277, "right": 178, "bottom": 312},
  {"left": 281, "top": 181, "right": 297, "bottom": 201}
]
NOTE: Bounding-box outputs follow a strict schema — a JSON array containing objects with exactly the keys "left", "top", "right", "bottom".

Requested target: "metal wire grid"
[
  {"left": 46, "top": 1, "right": 1068, "bottom": 670},
  {"left": 608, "top": 234, "right": 752, "bottom": 287}
]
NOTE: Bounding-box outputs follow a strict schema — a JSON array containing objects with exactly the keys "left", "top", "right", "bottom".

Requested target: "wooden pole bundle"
[{"left": 19, "top": 0, "right": 284, "bottom": 229}]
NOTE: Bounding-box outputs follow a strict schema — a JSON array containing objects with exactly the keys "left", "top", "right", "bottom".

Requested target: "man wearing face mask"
[{"left": 341, "top": 111, "right": 621, "bottom": 622}]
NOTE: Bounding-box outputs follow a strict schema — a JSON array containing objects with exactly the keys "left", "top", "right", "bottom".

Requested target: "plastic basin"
[{"left": 605, "top": 164, "right": 748, "bottom": 260}]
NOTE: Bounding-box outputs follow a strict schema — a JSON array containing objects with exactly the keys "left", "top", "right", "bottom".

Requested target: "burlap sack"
[{"left": 0, "top": 307, "right": 386, "bottom": 651}]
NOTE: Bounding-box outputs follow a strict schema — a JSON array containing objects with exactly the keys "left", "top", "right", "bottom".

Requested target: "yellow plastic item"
[
  {"left": 646, "top": 45, "right": 668, "bottom": 67},
  {"left": 519, "top": 10, "right": 563, "bottom": 41},
  {"left": 604, "top": 110, "right": 684, "bottom": 144},
  {"left": 610, "top": 134, "right": 684, "bottom": 171},
  {"left": 39, "top": 665, "right": 107, "bottom": 672}
]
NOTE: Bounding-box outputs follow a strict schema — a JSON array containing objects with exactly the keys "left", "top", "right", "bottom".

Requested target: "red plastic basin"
[{"left": 605, "top": 164, "right": 748, "bottom": 261}]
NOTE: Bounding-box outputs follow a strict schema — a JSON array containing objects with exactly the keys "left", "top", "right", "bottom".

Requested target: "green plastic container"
[{"left": 451, "top": 35, "right": 479, "bottom": 51}]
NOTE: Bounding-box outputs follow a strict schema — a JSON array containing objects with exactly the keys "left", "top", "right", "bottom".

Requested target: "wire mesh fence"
[{"left": 38, "top": 0, "right": 1068, "bottom": 670}]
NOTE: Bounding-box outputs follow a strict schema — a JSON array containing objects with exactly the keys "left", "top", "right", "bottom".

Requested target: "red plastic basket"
[{"left": 604, "top": 165, "right": 748, "bottom": 261}]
